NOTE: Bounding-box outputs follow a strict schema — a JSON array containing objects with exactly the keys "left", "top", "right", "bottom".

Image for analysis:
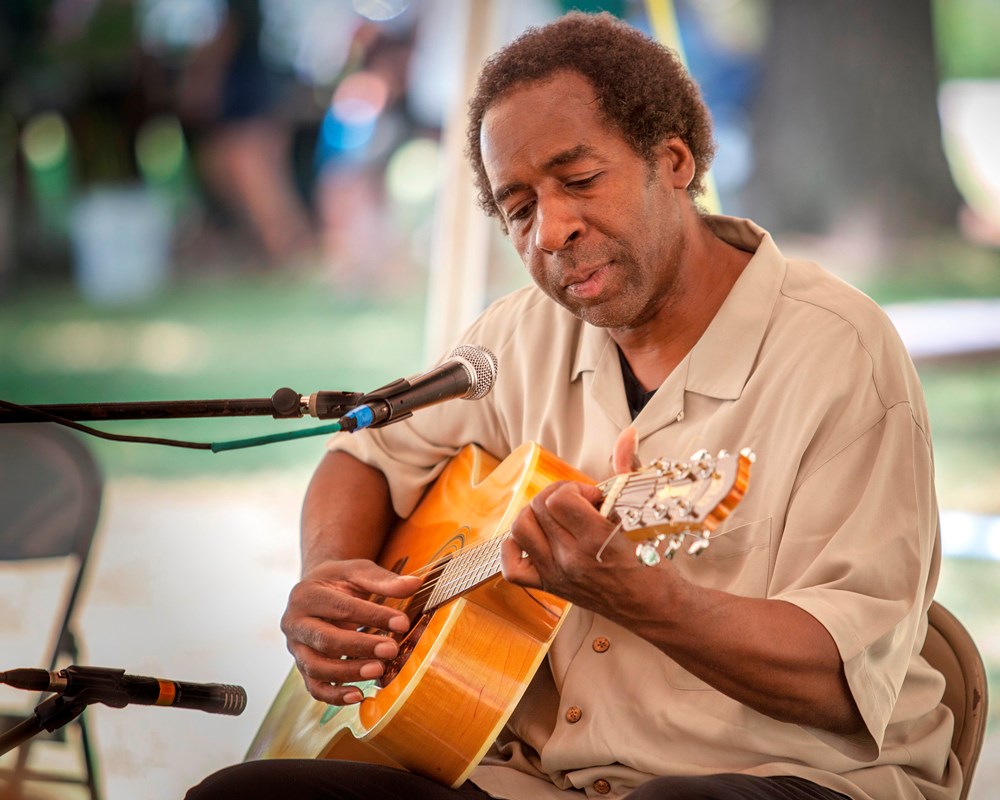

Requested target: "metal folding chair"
[{"left": 0, "top": 423, "right": 103, "bottom": 800}]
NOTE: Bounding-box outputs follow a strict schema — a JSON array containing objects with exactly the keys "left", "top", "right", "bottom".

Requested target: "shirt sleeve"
[
  {"left": 323, "top": 304, "right": 517, "bottom": 518},
  {"left": 768, "top": 402, "right": 939, "bottom": 760}
]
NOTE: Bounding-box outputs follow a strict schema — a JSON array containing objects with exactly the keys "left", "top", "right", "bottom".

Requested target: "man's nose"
[{"left": 534, "top": 196, "right": 583, "bottom": 253}]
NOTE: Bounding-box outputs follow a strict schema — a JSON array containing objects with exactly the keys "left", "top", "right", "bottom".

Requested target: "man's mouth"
[{"left": 564, "top": 263, "right": 612, "bottom": 299}]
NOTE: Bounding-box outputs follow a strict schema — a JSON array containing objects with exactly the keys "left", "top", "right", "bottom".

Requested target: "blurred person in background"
[
  {"left": 313, "top": 20, "right": 425, "bottom": 296},
  {"left": 178, "top": 0, "right": 315, "bottom": 265}
]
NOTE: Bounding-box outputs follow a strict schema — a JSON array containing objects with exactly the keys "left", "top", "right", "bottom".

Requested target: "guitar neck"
[
  {"left": 424, "top": 534, "right": 508, "bottom": 610},
  {"left": 419, "top": 447, "right": 751, "bottom": 610}
]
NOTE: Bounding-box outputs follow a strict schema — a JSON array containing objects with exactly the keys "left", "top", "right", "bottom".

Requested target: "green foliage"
[{"left": 933, "top": 0, "right": 1000, "bottom": 80}]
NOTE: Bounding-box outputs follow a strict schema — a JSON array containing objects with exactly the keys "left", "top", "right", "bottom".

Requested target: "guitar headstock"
[{"left": 598, "top": 448, "right": 754, "bottom": 566}]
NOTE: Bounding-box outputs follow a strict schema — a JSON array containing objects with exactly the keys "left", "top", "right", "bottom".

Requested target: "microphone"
[
  {"left": 339, "top": 344, "right": 498, "bottom": 432},
  {"left": 0, "top": 666, "right": 247, "bottom": 716}
]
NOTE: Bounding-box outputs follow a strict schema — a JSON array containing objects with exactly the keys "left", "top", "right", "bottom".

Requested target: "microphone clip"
[
  {"left": 0, "top": 668, "right": 118, "bottom": 757},
  {"left": 55, "top": 665, "right": 133, "bottom": 708},
  {"left": 338, "top": 378, "right": 415, "bottom": 431}
]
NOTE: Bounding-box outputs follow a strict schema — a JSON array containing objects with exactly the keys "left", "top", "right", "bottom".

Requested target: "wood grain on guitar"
[{"left": 247, "top": 441, "right": 752, "bottom": 787}]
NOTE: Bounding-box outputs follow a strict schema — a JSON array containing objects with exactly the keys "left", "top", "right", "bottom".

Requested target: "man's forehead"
[{"left": 480, "top": 77, "right": 608, "bottom": 163}]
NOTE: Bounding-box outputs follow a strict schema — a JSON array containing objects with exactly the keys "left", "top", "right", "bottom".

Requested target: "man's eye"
[
  {"left": 508, "top": 202, "right": 534, "bottom": 222},
  {"left": 568, "top": 174, "right": 599, "bottom": 188}
]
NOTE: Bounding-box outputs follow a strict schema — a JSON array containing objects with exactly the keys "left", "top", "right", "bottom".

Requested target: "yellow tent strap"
[{"left": 643, "top": 0, "right": 722, "bottom": 214}]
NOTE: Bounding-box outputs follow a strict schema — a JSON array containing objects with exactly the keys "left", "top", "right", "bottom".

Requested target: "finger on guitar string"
[
  {"left": 285, "top": 560, "right": 421, "bottom": 636},
  {"left": 529, "top": 481, "right": 613, "bottom": 555},
  {"left": 503, "top": 481, "right": 603, "bottom": 586},
  {"left": 289, "top": 641, "right": 391, "bottom": 702},
  {"left": 317, "top": 558, "right": 425, "bottom": 602},
  {"left": 287, "top": 614, "right": 402, "bottom": 662},
  {"left": 300, "top": 669, "right": 367, "bottom": 706},
  {"left": 499, "top": 528, "right": 543, "bottom": 587}
]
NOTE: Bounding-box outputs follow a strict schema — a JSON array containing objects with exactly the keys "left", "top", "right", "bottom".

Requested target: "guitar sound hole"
[{"left": 373, "top": 555, "right": 452, "bottom": 687}]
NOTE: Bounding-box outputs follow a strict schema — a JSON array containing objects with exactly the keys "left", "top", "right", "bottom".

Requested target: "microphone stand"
[
  {"left": 0, "top": 689, "right": 96, "bottom": 757},
  {"left": 0, "top": 387, "right": 364, "bottom": 423}
]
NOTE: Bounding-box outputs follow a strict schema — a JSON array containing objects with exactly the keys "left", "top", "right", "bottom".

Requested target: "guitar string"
[
  {"left": 397, "top": 477, "right": 643, "bottom": 606},
  {"left": 387, "top": 467, "right": 713, "bottom": 608},
  {"left": 398, "top": 472, "right": 629, "bottom": 605},
  {"left": 395, "top": 473, "right": 621, "bottom": 592}
]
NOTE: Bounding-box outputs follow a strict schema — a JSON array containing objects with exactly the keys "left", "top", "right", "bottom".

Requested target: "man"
[{"left": 188, "top": 12, "right": 958, "bottom": 800}]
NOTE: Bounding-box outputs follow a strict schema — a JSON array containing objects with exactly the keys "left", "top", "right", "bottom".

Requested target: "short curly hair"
[{"left": 466, "top": 11, "right": 715, "bottom": 222}]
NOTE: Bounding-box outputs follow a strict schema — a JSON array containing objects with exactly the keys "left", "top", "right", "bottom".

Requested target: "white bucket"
[{"left": 70, "top": 186, "right": 172, "bottom": 306}]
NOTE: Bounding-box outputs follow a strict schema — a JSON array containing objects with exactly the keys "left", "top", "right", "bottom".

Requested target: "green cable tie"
[{"left": 211, "top": 422, "right": 342, "bottom": 452}]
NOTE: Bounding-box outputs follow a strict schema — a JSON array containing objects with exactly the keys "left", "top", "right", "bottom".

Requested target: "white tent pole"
[{"left": 422, "top": 0, "right": 500, "bottom": 360}]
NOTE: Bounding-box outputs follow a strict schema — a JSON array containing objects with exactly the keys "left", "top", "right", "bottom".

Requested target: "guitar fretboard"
[
  {"left": 424, "top": 534, "right": 508, "bottom": 610},
  {"left": 418, "top": 452, "right": 744, "bottom": 610}
]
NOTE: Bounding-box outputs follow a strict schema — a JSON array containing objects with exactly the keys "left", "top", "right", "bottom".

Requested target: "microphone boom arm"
[{"left": 0, "top": 388, "right": 365, "bottom": 424}]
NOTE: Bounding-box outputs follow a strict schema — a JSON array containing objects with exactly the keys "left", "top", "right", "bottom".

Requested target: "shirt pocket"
[{"left": 665, "top": 516, "right": 772, "bottom": 691}]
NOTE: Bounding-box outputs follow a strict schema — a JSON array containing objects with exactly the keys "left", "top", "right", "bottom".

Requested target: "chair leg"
[
  {"left": 0, "top": 712, "right": 101, "bottom": 800},
  {"left": 78, "top": 710, "right": 102, "bottom": 800},
  {"left": 7, "top": 737, "right": 32, "bottom": 798}
]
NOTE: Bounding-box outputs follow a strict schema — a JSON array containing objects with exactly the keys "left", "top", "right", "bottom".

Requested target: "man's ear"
[{"left": 656, "top": 138, "right": 696, "bottom": 190}]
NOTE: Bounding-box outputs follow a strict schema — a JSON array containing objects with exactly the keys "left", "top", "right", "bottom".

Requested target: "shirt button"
[
  {"left": 593, "top": 778, "right": 612, "bottom": 794},
  {"left": 592, "top": 636, "right": 611, "bottom": 653},
  {"left": 565, "top": 705, "right": 583, "bottom": 723}
]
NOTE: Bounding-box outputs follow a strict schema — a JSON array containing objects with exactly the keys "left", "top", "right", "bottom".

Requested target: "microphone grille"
[{"left": 450, "top": 345, "right": 498, "bottom": 401}]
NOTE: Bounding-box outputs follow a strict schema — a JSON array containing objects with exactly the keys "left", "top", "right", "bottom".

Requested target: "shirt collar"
[{"left": 570, "top": 215, "right": 785, "bottom": 402}]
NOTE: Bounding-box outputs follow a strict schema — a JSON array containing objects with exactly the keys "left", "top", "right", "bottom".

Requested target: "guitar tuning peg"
[
  {"left": 636, "top": 541, "right": 662, "bottom": 567},
  {"left": 663, "top": 535, "right": 683, "bottom": 560},
  {"left": 687, "top": 533, "right": 711, "bottom": 557}
]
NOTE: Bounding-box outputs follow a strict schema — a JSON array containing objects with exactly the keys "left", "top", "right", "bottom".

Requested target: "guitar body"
[{"left": 247, "top": 441, "right": 593, "bottom": 787}]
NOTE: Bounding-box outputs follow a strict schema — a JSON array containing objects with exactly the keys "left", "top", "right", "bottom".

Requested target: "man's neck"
[{"left": 612, "top": 216, "right": 751, "bottom": 391}]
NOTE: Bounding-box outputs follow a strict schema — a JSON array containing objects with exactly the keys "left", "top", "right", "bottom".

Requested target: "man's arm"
[
  {"left": 501, "top": 480, "right": 865, "bottom": 737},
  {"left": 281, "top": 450, "right": 421, "bottom": 706}
]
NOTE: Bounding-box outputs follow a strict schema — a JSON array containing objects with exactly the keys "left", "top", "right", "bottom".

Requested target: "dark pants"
[{"left": 185, "top": 760, "right": 852, "bottom": 800}]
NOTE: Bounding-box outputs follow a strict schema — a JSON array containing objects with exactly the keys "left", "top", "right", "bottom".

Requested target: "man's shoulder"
[
  {"left": 779, "top": 258, "right": 900, "bottom": 346},
  {"left": 775, "top": 258, "right": 926, "bottom": 416}
]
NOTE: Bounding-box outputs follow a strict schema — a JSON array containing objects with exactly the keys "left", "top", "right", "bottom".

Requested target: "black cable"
[{"left": 0, "top": 399, "right": 212, "bottom": 450}]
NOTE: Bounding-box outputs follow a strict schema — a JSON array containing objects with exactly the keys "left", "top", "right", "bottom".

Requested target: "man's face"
[{"left": 480, "top": 71, "right": 690, "bottom": 331}]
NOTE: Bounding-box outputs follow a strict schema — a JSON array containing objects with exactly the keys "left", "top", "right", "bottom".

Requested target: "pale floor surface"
[
  {"left": 0, "top": 473, "right": 998, "bottom": 800},
  {"left": 1, "top": 472, "right": 309, "bottom": 800}
]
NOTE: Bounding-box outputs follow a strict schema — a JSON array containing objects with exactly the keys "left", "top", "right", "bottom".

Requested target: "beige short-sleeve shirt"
[{"left": 327, "top": 217, "right": 959, "bottom": 800}]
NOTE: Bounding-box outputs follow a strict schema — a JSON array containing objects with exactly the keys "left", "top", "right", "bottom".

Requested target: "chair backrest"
[
  {"left": 0, "top": 423, "right": 105, "bottom": 799},
  {"left": 0, "top": 423, "right": 103, "bottom": 668},
  {"left": 0, "top": 423, "right": 102, "bottom": 562},
  {"left": 921, "top": 600, "right": 989, "bottom": 800}
]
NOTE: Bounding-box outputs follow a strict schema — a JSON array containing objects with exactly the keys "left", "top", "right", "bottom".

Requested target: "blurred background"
[{"left": 0, "top": 0, "right": 998, "bottom": 798}]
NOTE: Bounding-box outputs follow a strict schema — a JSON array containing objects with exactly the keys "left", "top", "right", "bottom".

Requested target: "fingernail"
[
  {"left": 388, "top": 615, "right": 410, "bottom": 633},
  {"left": 374, "top": 640, "right": 398, "bottom": 658},
  {"left": 359, "top": 661, "right": 384, "bottom": 679},
  {"left": 343, "top": 689, "right": 363, "bottom": 704}
]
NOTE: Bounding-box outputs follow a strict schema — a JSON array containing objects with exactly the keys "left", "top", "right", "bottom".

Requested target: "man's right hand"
[{"left": 280, "top": 559, "right": 422, "bottom": 706}]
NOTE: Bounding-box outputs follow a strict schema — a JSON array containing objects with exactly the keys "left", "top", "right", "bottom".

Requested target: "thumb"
[{"left": 612, "top": 425, "right": 641, "bottom": 474}]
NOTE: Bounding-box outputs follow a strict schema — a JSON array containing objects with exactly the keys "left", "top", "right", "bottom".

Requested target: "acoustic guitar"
[{"left": 247, "top": 440, "right": 753, "bottom": 787}]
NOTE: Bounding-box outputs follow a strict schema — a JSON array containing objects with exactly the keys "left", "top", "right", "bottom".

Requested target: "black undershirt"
[{"left": 618, "top": 347, "right": 657, "bottom": 420}]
